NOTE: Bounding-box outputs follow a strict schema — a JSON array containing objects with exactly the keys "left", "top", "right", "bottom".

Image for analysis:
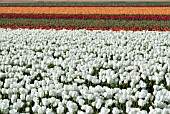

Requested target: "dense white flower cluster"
[{"left": 0, "top": 28, "right": 170, "bottom": 113}]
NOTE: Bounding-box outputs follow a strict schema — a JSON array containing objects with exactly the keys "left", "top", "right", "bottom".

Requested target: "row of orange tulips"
[{"left": 0, "top": 7, "right": 170, "bottom": 15}]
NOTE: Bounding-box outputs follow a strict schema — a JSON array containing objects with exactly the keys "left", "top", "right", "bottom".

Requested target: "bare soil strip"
[{"left": 0, "top": 7, "right": 170, "bottom": 15}]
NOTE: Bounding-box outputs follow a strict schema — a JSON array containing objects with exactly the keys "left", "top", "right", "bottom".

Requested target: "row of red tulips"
[
  {"left": 0, "top": 14, "right": 170, "bottom": 20},
  {"left": 1, "top": 25, "right": 169, "bottom": 31}
]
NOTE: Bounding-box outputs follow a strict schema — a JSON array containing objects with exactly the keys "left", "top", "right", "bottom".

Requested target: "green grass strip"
[
  {"left": 0, "top": 2, "right": 170, "bottom": 6},
  {"left": 0, "top": 18, "right": 170, "bottom": 28}
]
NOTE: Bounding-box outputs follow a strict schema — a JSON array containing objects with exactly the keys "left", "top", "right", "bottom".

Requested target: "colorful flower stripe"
[
  {"left": 1, "top": 18, "right": 169, "bottom": 28},
  {"left": 0, "top": 18, "right": 169, "bottom": 30},
  {"left": 1, "top": 2, "right": 170, "bottom": 7},
  {"left": 0, "top": 7, "right": 170, "bottom": 15},
  {"left": 1, "top": 6, "right": 170, "bottom": 7},
  {"left": 1, "top": 25, "right": 169, "bottom": 31},
  {"left": 1, "top": 14, "right": 170, "bottom": 20}
]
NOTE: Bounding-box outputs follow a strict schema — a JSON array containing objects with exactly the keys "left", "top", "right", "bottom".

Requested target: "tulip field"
[{"left": 0, "top": 1, "right": 170, "bottom": 114}]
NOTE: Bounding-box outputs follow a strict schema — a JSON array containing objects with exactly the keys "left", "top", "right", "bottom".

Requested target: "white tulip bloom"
[
  {"left": 4, "top": 81, "right": 10, "bottom": 88},
  {"left": 0, "top": 81, "right": 4, "bottom": 88},
  {"left": 126, "top": 107, "right": 131, "bottom": 113},
  {"left": 0, "top": 72, "right": 5, "bottom": 78},
  {"left": 139, "top": 90, "right": 148, "bottom": 98},
  {"left": 141, "top": 110, "right": 148, "bottom": 114},
  {"left": 166, "top": 77, "right": 170, "bottom": 86},
  {"left": 38, "top": 106, "right": 46, "bottom": 114},
  {"left": 46, "top": 108, "right": 54, "bottom": 114},
  {"left": 0, "top": 99, "right": 9, "bottom": 110},
  {"left": 87, "top": 74, "right": 93, "bottom": 81},
  {"left": 87, "top": 94, "right": 94, "bottom": 100},
  {"left": 138, "top": 99, "right": 146, "bottom": 107},
  {"left": 99, "top": 107, "right": 110, "bottom": 114},
  {"left": 26, "top": 95, "right": 33, "bottom": 102},
  {"left": 25, "top": 107, "right": 30, "bottom": 112},
  {"left": 153, "top": 100, "right": 167, "bottom": 108},
  {"left": 42, "top": 98, "right": 50, "bottom": 106},
  {"left": 86, "top": 105, "right": 94, "bottom": 114},
  {"left": 139, "top": 80, "right": 147, "bottom": 88},
  {"left": 9, "top": 109, "right": 18, "bottom": 114},
  {"left": 32, "top": 104, "right": 39, "bottom": 113},
  {"left": 77, "top": 110, "right": 86, "bottom": 114},
  {"left": 112, "top": 107, "right": 121, "bottom": 114},
  {"left": 66, "top": 101, "right": 78, "bottom": 112},
  {"left": 145, "top": 93, "right": 151, "bottom": 102},
  {"left": 128, "top": 108, "right": 140, "bottom": 114},
  {"left": 162, "top": 108, "right": 169, "bottom": 114},
  {"left": 105, "top": 99, "right": 114, "bottom": 107},
  {"left": 49, "top": 89, "right": 56, "bottom": 96},
  {"left": 91, "top": 78, "right": 100, "bottom": 84},
  {"left": 49, "top": 97, "right": 56, "bottom": 104},
  {"left": 126, "top": 100, "right": 132, "bottom": 107},
  {"left": 57, "top": 105, "right": 64, "bottom": 114},
  {"left": 1, "top": 88, "right": 6, "bottom": 94},
  {"left": 119, "top": 96, "right": 126, "bottom": 103},
  {"left": 11, "top": 94, "right": 17, "bottom": 103},
  {"left": 96, "top": 102, "right": 102, "bottom": 109}
]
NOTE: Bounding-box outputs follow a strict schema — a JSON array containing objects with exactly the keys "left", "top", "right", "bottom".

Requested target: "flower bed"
[
  {"left": 0, "top": 18, "right": 170, "bottom": 31},
  {"left": 0, "top": 28, "right": 170, "bottom": 113},
  {"left": 0, "top": 2, "right": 170, "bottom": 7},
  {"left": 0, "top": 7, "right": 170, "bottom": 15},
  {"left": 1, "top": 14, "right": 170, "bottom": 20}
]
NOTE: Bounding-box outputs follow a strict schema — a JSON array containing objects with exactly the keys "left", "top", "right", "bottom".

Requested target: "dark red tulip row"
[
  {"left": 1, "top": 25, "right": 170, "bottom": 31},
  {"left": 0, "top": 14, "right": 170, "bottom": 20}
]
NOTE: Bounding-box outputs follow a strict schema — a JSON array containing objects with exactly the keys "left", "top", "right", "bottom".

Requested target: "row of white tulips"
[{"left": 0, "top": 28, "right": 170, "bottom": 114}]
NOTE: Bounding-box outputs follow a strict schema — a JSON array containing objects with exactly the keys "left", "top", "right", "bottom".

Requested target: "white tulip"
[
  {"left": 96, "top": 102, "right": 102, "bottom": 109},
  {"left": 38, "top": 106, "right": 45, "bottom": 114},
  {"left": 140, "top": 110, "right": 148, "bottom": 114},
  {"left": 87, "top": 74, "right": 92, "bottom": 81},
  {"left": 11, "top": 94, "right": 17, "bottom": 103},
  {"left": 126, "top": 101, "right": 132, "bottom": 107},
  {"left": 138, "top": 99, "right": 146, "bottom": 107},
  {"left": 145, "top": 93, "right": 151, "bottom": 102},
  {"left": 26, "top": 95, "right": 32, "bottom": 102},
  {"left": 85, "top": 105, "right": 94, "bottom": 114},
  {"left": 78, "top": 99, "right": 85, "bottom": 106},
  {"left": 166, "top": 77, "right": 170, "bottom": 86},
  {"left": 100, "top": 107, "right": 110, "bottom": 114},
  {"left": 139, "top": 80, "right": 147, "bottom": 88},
  {"left": 87, "top": 94, "right": 94, "bottom": 100},
  {"left": 112, "top": 107, "right": 121, "bottom": 114},
  {"left": 139, "top": 90, "right": 148, "bottom": 98},
  {"left": 105, "top": 99, "right": 113, "bottom": 107},
  {"left": 9, "top": 109, "right": 18, "bottom": 114},
  {"left": 42, "top": 98, "right": 49, "bottom": 106},
  {"left": 77, "top": 110, "right": 86, "bottom": 114},
  {"left": 1, "top": 88, "right": 6, "bottom": 94},
  {"left": 49, "top": 89, "right": 56, "bottom": 96},
  {"left": 0, "top": 81, "right": 3, "bottom": 87},
  {"left": 66, "top": 101, "right": 78, "bottom": 112},
  {"left": 57, "top": 105, "right": 64, "bottom": 114},
  {"left": 119, "top": 96, "right": 126, "bottom": 103},
  {"left": 25, "top": 107, "right": 30, "bottom": 112},
  {"left": 49, "top": 97, "right": 56, "bottom": 104},
  {"left": 4, "top": 81, "right": 10, "bottom": 88},
  {"left": 162, "top": 108, "right": 169, "bottom": 114},
  {"left": 0, "top": 99, "right": 9, "bottom": 110},
  {"left": 126, "top": 107, "right": 131, "bottom": 113},
  {"left": 154, "top": 100, "right": 167, "bottom": 108},
  {"left": 46, "top": 108, "right": 54, "bottom": 114}
]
